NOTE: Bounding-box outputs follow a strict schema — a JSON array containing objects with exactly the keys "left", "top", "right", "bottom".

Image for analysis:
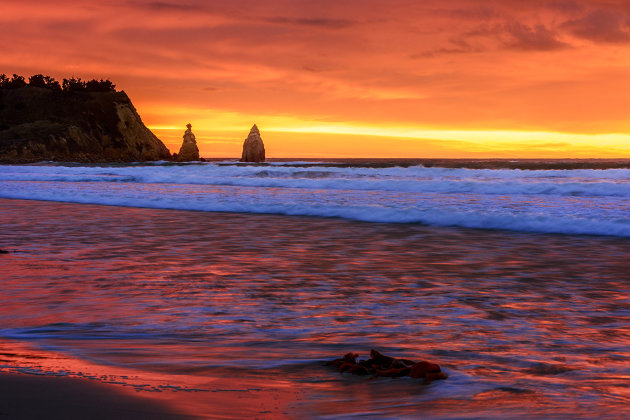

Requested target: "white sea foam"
[
  {"left": 1, "top": 162, "right": 629, "bottom": 236},
  {"left": 1, "top": 163, "right": 630, "bottom": 196}
]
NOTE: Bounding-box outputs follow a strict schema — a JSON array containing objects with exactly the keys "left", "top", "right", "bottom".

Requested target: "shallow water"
[{"left": 1, "top": 198, "right": 628, "bottom": 418}]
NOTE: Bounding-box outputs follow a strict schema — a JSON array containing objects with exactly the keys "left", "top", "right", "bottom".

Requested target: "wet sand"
[
  {"left": 0, "top": 369, "right": 302, "bottom": 420},
  {"left": 0, "top": 372, "right": 186, "bottom": 419},
  {"left": 0, "top": 338, "right": 301, "bottom": 419}
]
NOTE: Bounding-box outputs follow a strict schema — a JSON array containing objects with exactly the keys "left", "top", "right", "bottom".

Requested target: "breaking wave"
[{"left": 1, "top": 161, "right": 629, "bottom": 236}]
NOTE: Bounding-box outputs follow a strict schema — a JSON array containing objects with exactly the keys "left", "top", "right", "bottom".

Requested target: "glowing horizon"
[
  {"left": 152, "top": 122, "right": 630, "bottom": 158},
  {"left": 148, "top": 111, "right": 630, "bottom": 158}
]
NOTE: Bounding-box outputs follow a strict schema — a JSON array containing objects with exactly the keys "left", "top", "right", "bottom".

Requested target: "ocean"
[
  {"left": 2, "top": 159, "right": 630, "bottom": 236},
  {"left": 0, "top": 159, "right": 629, "bottom": 418}
]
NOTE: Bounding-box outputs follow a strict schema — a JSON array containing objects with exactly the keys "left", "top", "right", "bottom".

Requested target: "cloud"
[
  {"left": 413, "top": 47, "right": 472, "bottom": 59},
  {"left": 531, "top": 142, "right": 572, "bottom": 148},
  {"left": 545, "top": 0, "right": 584, "bottom": 14},
  {"left": 563, "top": 9, "right": 630, "bottom": 43},
  {"left": 504, "top": 23, "right": 570, "bottom": 50},
  {"left": 447, "top": 6, "right": 499, "bottom": 20},
  {"left": 132, "top": 1, "right": 205, "bottom": 11},
  {"left": 263, "top": 17, "right": 357, "bottom": 29},
  {"left": 412, "top": 38, "right": 477, "bottom": 58},
  {"left": 463, "top": 22, "right": 570, "bottom": 52}
]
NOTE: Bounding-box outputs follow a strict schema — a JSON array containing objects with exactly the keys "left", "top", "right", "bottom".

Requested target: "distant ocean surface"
[{"left": 1, "top": 159, "right": 630, "bottom": 236}]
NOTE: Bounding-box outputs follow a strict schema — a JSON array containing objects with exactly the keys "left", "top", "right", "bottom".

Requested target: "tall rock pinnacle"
[
  {"left": 177, "top": 123, "right": 200, "bottom": 161},
  {"left": 240, "top": 124, "right": 265, "bottom": 162}
]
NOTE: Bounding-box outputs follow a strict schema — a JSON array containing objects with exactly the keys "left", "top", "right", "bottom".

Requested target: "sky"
[{"left": 2, "top": 0, "right": 630, "bottom": 158}]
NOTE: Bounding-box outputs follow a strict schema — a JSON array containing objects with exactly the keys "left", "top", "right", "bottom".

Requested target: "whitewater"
[{"left": 1, "top": 160, "right": 630, "bottom": 237}]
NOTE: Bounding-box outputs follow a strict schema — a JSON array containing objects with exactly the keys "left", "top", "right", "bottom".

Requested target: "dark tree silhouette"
[
  {"left": 28, "top": 74, "right": 47, "bottom": 88},
  {"left": 84, "top": 78, "right": 116, "bottom": 92},
  {"left": 11, "top": 74, "right": 26, "bottom": 86},
  {"left": 62, "top": 77, "right": 86, "bottom": 92},
  {"left": 2, "top": 74, "right": 27, "bottom": 89},
  {"left": 0, "top": 73, "right": 116, "bottom": 92},
  {"left": 43, "top": 75, "right": 61, "bottom": 91}
]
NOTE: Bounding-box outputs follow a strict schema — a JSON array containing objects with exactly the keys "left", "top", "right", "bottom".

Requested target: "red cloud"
[{"left": 563, "top": 9, "right": 630, "bottom": 43}]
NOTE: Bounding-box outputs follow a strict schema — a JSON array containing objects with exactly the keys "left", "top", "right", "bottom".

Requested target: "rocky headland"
[
  {"left": 240, "top": 124, "right": 265, "bottom": 162},
  {"left": 0, "top": 74, "right": 171, "bottom": 163}
]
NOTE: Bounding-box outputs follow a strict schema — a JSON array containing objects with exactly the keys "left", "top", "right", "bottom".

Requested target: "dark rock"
[
  {"left": 0, "top": 85, "right": 172, "bottom": 163},
  {"left": 177, "top": 123, "right": 199, "bottom": 162},
  {"left": 325, "top": 352, "right": 359, "bottom": 368},
  {"left": 0, "top": 249, "right": 10, "bottom": 254},
  {"left": 240, "top": 124, "right": 265, "bottom": 162},
  {"left": 326, "top": 349, "right": 447, "bottom": 382}
]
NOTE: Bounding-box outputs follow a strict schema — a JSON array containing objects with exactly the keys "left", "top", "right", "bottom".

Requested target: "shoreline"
[
  {"left": 0, "top": 337, "right": 301, "bottom": 419},
  {"left": 0, "top": 196, "right": 628, "bottom": 241},
  {"left": 0, "top": 372, "right": 189, "bottom": 420},
  {"left": 2, "top": 157, "right": 630, "bottom": 170}
]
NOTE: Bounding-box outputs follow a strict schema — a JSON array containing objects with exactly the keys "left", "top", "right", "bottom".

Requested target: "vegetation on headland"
[{"left": 0, "top": 74, "right": 116, "bottom": 93}]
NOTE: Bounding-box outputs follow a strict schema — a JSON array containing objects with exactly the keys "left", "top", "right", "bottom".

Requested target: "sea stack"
[
  {"left": 240, "top": 124, "right": 265, "bottom": 163},
  {"left": 177, "top": 123, "right": 199, "bottom": 161}
]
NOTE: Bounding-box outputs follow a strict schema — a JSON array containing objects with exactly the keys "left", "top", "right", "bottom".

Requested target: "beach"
[
  {"left": 0, "top": 338, "right": 301, "bottom": 419},
  {"left": 1, "top": 196, "right": 629, "bottom": 418},
  {"left": 0, "top": 372, "right": 188, "bottom": 419}
]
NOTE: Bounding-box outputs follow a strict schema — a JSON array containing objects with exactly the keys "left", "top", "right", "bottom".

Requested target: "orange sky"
[{"left": 3, "top": 0, "right": 630, "bottom": 157}]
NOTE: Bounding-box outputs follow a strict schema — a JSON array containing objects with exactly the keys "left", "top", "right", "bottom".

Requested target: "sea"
[{"left": 0, "top": 159, "right": 629, "bottom": 419}]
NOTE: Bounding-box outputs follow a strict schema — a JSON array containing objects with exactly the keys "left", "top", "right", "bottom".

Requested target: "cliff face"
[
  {"left": 0, "top": 86, "right": 171, "bottom": 163},
  {"left": 240, "top": 124, "right": 265, "bottom": 163}
]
